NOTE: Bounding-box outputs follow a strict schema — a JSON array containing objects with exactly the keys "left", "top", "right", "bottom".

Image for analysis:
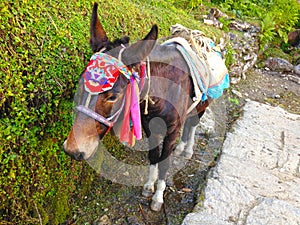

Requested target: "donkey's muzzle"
[{"left": 63, "top": 140, "right": 85, "bottom": 161}]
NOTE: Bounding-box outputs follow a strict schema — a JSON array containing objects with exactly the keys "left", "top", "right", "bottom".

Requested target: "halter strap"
[
  {"left": 118, "top": 44, "right": 126, "bottom": 61},
  {"left": 76, "top": 96, "right": 126, "bottom": 128}
]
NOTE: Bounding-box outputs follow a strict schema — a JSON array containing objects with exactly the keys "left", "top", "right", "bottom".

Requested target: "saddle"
[{"left": 163, "top": 24, "right": 230, "bottom": 113}]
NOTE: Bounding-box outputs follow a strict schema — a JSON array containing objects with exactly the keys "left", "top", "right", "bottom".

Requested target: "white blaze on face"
[{"left": 64, "top": 114, "right": 100, "bottom": 160}]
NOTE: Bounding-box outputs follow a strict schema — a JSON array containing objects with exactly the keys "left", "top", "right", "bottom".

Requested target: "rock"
[
  {"left": 203, "top": 18, "right": 223, "bottom": 29},
  {"left": 182, "top": 101, "right": 300, "bottom": 225},
  {"left": 127, "top": 216, "right": 142, "bottom": 225},
  {"left": 226, "top": 23, "right": 260, "bottom": 81},
  {"left": 228, "top": 21, "right": 251, "bottom": 31},
  {"left": 243, "top": 53, "right": 257, "bottom": 73},
  {"left": 230, "top": 77, "right": 241, "bottom": 84},
  {"left": 288, "top": 29, "right": 300, "bottom": 47},
  {"left": 265, "top": 57, "right": 294, "bottom": 72},
  {"left": 204, "top": 8, "right": 229, "bottom": 29},
  {"left": 231, "top": 89, "right": 243, "bottom": 98},
  {"left": 201, "top": 10, "right": 260, "bottom": 83},
  {"left": 287, "top": 74, "right": 300, "bottom": 84},
  {"left": 294, "top": 64, "right": 300, "bottom": 75},
  {"left": 207, "top": 8, "right": 229, "bottom": 19},
  {"left": 93, "top": 215, "right": 112, "bottom": 225}
]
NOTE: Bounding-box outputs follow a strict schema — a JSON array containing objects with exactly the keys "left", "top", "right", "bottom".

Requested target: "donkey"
[{"left": 64, "top": 3, "right": 212, "bottom": 211}]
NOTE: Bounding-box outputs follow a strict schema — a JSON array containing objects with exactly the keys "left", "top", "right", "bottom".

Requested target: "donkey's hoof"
[
  {"left": 174, "top": 142, "right": 186, "bottom": 156},
  {"left": 183, "top": 152, "right": 193, "bottom": 159},
  {"left": 174, "top": 150, "right": 182, "bottom": 157},
  {"left": 142, "top": 189, "right": 153, "bottom": 198},
  {"left": 150, "top": 200, "right": 163, "bottom": 211}
]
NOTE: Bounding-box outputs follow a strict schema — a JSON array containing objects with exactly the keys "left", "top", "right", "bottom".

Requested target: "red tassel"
[{"left": 120, "top": 84, "right": 131, "bottom": 144}]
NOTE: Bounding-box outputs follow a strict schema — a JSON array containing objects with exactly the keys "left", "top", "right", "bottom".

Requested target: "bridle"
[
  {"left": 76, "top": 97, "right": 125, "bottom": 128},
  {"left": 75, "top": 46, "right": 145, "bottom": 130}
]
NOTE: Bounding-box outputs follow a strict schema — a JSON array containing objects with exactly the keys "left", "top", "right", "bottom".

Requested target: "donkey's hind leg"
[
  {"left": 175, "top": 111, "right": 205, "bottom": 158},
  {"left": 174, "top": 121, "right": 189, "bottom": 157}
]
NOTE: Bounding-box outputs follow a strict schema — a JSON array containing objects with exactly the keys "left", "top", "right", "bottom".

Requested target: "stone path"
[{"left": 182, "top": 100, "right": 300, "bottom": 225}]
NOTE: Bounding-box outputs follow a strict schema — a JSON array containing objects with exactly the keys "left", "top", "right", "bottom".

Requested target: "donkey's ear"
[
  {"left": 90, "top": 3, "right": 109, "bottom": 53},
  {"left": 122, "top": 25, "right": 158, "bottom": 65}
]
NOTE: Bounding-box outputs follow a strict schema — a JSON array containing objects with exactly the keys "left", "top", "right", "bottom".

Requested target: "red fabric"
[{"left": 120, "top": 84, "right": 134, "bottom": 146}]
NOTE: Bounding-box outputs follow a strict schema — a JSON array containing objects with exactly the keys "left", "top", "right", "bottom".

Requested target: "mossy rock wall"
[{"left": 0, "top": 0, "right": 217, "bottom": 223}]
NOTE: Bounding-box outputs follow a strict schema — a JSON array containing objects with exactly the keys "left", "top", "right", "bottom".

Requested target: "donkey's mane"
[{"left": 105, "top": 36, "right": 130, "bottom": 51}]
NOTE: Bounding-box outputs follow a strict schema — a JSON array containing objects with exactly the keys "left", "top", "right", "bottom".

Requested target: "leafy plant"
[
  {"left": 216, "top": 0, "right": 300, "bottom": 54},
  {"left": 259, "top": 13, "right": 276, "bottom": 51},
  {"left": 228, "top": 97, "right": 239, "bottom": 105},
  {"left": 224, "top": 43, "right": 236, "bottom": 67}
]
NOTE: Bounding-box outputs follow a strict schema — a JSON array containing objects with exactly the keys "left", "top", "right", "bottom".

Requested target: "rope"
[
  {"left": 143, "top": 57, "right": 155, "bottom": 115},
  {"left": 170, "top": 23, "right": 215, "bottom": 62}
]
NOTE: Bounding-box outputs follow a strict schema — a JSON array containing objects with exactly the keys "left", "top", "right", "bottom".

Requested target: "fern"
[{"left": 259, "top": 13, "right": 276, "bottom": 50}]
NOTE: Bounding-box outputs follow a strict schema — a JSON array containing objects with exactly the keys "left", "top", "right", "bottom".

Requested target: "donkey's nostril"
[
  {"left": 74, "top": 151, "right": 85, "bottom": 161},
  {"left": 63, "top": 145, "right": 85, "bottom": 161}
]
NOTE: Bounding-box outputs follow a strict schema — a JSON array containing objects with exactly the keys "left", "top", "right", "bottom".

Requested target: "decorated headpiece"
[
  {"left": 83, "top": 52, "right": 131, "bottom": 94},
  {"left": 80, "top": 51, "right": 143, "bottom": 146}
]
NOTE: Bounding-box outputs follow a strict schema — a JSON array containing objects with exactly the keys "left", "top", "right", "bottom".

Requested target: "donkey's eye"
[{"left": 107, "top": 95, "right": 117, "bottom": 102}]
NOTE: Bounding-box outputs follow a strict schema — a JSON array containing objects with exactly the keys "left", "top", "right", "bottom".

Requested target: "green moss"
[
  {"left": 263, "top": 47, "right": 293, "bottom": 62},
  {"left": 50, "top": 191, "right": 70, "bottom": 225}
]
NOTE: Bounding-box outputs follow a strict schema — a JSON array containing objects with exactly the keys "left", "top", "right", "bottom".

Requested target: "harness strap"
[
  {"left": 84, "top": 93, "right": 92, "bottom": 108},
  {"left": 76, "top": 105, "right": 113, "bottom": 127}
]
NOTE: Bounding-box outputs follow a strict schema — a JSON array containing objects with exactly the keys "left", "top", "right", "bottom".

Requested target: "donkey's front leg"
[
  {"left": 151, "top": 128, "right": 179, "bottom": 211},
  {"left": 143, "top": 164, "right": 158, "bottom": 197},
  {"left": 143, "top": 133, "right": 160, "bottom": 197},
  {"left": 151, "top": 179, "right": 166, "bottom": 211},
  {"left": 149, "top": 160, "right": 169, "bottom": 212}
]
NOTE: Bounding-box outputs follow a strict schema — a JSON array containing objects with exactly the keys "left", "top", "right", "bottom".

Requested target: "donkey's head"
[{"left": 64, "top": 3, "right": 158, "bottom": 160}]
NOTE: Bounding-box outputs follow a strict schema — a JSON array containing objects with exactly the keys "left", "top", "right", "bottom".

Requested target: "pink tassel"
[{"left": 130, "top": 78, "right": 142, "bottom": 140}]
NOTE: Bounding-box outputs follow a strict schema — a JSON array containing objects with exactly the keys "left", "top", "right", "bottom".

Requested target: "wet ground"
[{"left": 65, "top": 68, "right": 299, "bottom": 225}]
